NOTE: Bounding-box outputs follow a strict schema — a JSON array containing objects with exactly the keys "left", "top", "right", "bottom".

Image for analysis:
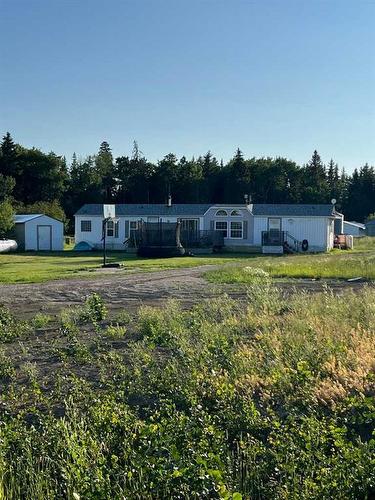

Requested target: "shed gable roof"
[
  {"left": 14, "top": 214, "right": 43, "bottom": 223},
  {"left": 345, "top": 221, "right": 366, "bottom": 229},
  {"left": 14, "top": 214, "right": 63, "bottom": 224}
]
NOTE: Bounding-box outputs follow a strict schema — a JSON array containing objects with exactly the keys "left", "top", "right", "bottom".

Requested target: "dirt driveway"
[{"left": 0, "top": 266, "right": 371, "bottom": 317}]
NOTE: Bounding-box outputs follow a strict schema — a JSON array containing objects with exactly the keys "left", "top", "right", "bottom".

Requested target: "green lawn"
[
  {"left": 0, "top": 251, "right": 257, "bottom": 284},
  {"left": 0, "top": 237, "right": 374, "bottom": 284}
]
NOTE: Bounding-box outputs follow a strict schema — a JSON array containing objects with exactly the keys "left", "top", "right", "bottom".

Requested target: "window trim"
[
  {"left": 230, "top": 221, "right": 243, "bottom": 239},
  {"left": 268, "top": 217, "right": 281, "bottom": 232},
  {"left": 215, "top": 209, "right": 228, "bottom": 217},
  {"left": 215, "top": 220, "right": 228, "bottom": 238},
  {"left": 106, "top": 219, "right": 119, "bottom": 238},
  {"left": 81, "top": 220, "right": 92, "bottom": 232}
]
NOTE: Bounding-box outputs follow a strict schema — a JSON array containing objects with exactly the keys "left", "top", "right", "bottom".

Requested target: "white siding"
[
  {"left": 253, "top": 216, "right": 333, "bottom": 251},
  {"left": 74, "top": 215, "right": 205, "bottom": 250},
  {"left": 75, "top": 215, "right": 127, "bottom": 250},
  {"left": 23, "top": 216, "right": 64, "bottom": 251},
  {"left": 282, "top": 217, "right": 332, "bottom": 251},
  {"left": 203, "top": 207, "right": 254, "bottom": 245},
  {"left": 253, "top": 217, "right": 268, "bottom": 245}
]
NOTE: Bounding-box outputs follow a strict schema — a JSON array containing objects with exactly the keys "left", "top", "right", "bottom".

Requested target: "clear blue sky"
[{"left": 1, "top": 0, "right": 374, "bottom": 171}]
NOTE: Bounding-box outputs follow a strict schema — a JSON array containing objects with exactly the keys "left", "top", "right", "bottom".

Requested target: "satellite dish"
[{"left": 331, "top": 198, "right": 337, "bottom": 205}]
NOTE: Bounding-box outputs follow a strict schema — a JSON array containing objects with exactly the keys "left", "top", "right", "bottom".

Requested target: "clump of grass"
[
  {"left": 31, "top": 313, "right": 52, "bottom": 329},
  {"left": 0, "top": 304, "right": 30, "bottom": 342},
  {"left": 105, "top": 323, "right": 127, "bottom": 339},
  {"left": 0, "top": 348, "right": 15, "bottom": 381},
  {"left": 114, "top": 310, "right": 132, "bottom": 326}
]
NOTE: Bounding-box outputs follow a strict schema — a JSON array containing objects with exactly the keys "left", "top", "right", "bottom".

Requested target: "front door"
[
  {"left": 37, "top": 225, "right": 52, "bottom": 251},
  {"left": 268, "top": 218, "right": 282, "bottom": 244}
]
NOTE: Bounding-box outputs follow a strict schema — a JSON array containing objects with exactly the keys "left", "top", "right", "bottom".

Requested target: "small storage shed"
[
  {"left": 366, "top": 219, "right": 375, "bottom": 237},
  {"left": 343, "top": 221, "right": 366, "bottom": 237},
  {"left": 14, "top": 214, "right": 64, "bottom": 251}
]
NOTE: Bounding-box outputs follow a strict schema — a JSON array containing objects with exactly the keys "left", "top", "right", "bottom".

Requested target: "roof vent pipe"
[
  {"left": 167, "top": 194, "right": 172, "bottom": 207},
  {"left": 244, "top": 194, "right": 253, "bottom": 213}
]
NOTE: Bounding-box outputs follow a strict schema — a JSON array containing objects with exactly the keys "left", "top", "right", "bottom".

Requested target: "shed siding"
[
  {"left": 343, "top": 222, "right": 365, "bottom": 237},
  {"left": 23, "top": 216, "right": 64, "bottom": 251},
  {"left": 14, "top": 224, "right": 26, "bottom": 250}
]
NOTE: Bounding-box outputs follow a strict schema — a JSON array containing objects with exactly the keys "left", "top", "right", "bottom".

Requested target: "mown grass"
[
  {"left": 0, "top": 237, "right": 374, "bottom": 283},
  {"left": 0, "top": 251, "right": 258, "bottom": 284},
  {"left": 0, "top": 283, "right": 374, "bottom": 498}
]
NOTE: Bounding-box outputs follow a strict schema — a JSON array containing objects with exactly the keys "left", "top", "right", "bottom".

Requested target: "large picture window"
[
  {"left": 215, "top": 220, "right": 228, "bottom": 238},
  {"left": 230, "top": 221, "right": 243, "bottom": 238},
  {"left": 81, "top": 220, "right": 91, "bottom": 232}
]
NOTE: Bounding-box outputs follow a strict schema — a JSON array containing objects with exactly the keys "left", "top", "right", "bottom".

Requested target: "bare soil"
[{"left": 0, "top": 266, "right": 372, "bottom": 317}]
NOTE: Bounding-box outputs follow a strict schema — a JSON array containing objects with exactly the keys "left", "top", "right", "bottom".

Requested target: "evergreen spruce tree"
[
  {"left": 95, "top": 141, "right": 115, "bottom": 201},
  {"left": 0, "top": 132, "right": 18, "bottom": 178},
  {"left": 302, "top": 150, "right": 329, "bottom": 203}
]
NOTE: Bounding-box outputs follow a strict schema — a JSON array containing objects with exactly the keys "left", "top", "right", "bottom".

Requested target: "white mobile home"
[
  {"left": 74, "top": 203, "right": 341, "bottom": 253},
  {"left": 14, "top": 214, "right": 64, "bottom": 251}
]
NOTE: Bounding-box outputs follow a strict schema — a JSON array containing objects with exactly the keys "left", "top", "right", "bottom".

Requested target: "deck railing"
[
  {"left": 261, "top": 231, "right": 302, "bottom": 252},
  {"left": 181, "top": 229, "right": 224, "bottom": 249},
  {"left": 261, "top": 230, "right": 286, "bottom": 246}
]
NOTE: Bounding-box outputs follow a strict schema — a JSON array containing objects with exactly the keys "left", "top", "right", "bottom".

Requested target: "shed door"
[{"left": 37, "top": 225, "right": 52, "bottom": 251}]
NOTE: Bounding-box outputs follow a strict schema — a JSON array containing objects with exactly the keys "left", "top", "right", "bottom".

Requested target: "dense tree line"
[{"left": 0, "top": 132, "right": 374, "bottom": 234}]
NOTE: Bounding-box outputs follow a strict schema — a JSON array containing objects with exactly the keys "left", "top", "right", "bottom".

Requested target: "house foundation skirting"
[{"left": 262, "top": 245, "right": 284, "bottom": 254}]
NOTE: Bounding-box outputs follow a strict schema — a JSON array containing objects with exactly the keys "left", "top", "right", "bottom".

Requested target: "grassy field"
[
  {"left": 0, "top": 283, "right": 373, "bottom": 498},
  {"left": 0, "top": 237, "right": 374, "bottom": 284},
  {"left": 206, "top": 236, "right": 375, "bottom": 283}
]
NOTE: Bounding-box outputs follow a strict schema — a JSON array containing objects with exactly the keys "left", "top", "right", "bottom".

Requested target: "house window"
[
  {"left": 130, "top": 221, "right": 138, "bottom": 230},
  {"left": 215, "top": 209, "right": 228, "bottom": 216},
  {"left": 230, "top": 221, "right": 243, "bottom": 238},
  {"left": 107, "top": 220, "right": 119, "bottom": 238},
  {"left": 215, "top": 221, "right": 228, "bottom": 237},
  {"left": 81, "top": 220, "right": 91, "bottom": 232},
  {"left": 231, "top": 210, "right": 241, "bottom": 216}
]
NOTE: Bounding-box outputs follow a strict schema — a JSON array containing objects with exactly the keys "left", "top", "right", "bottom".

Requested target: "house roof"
[
  {"left": 252, "top": 204, "right": 335, "bottom": 217},
  {"left": 75, "top": 204, "right": 213, "bottom": 217},
  {"left": 14, "top": 214, "right": 43, "bottom": 223},
  {"left": 75, "top": 203, "right": 336, "bottom": 218}
]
